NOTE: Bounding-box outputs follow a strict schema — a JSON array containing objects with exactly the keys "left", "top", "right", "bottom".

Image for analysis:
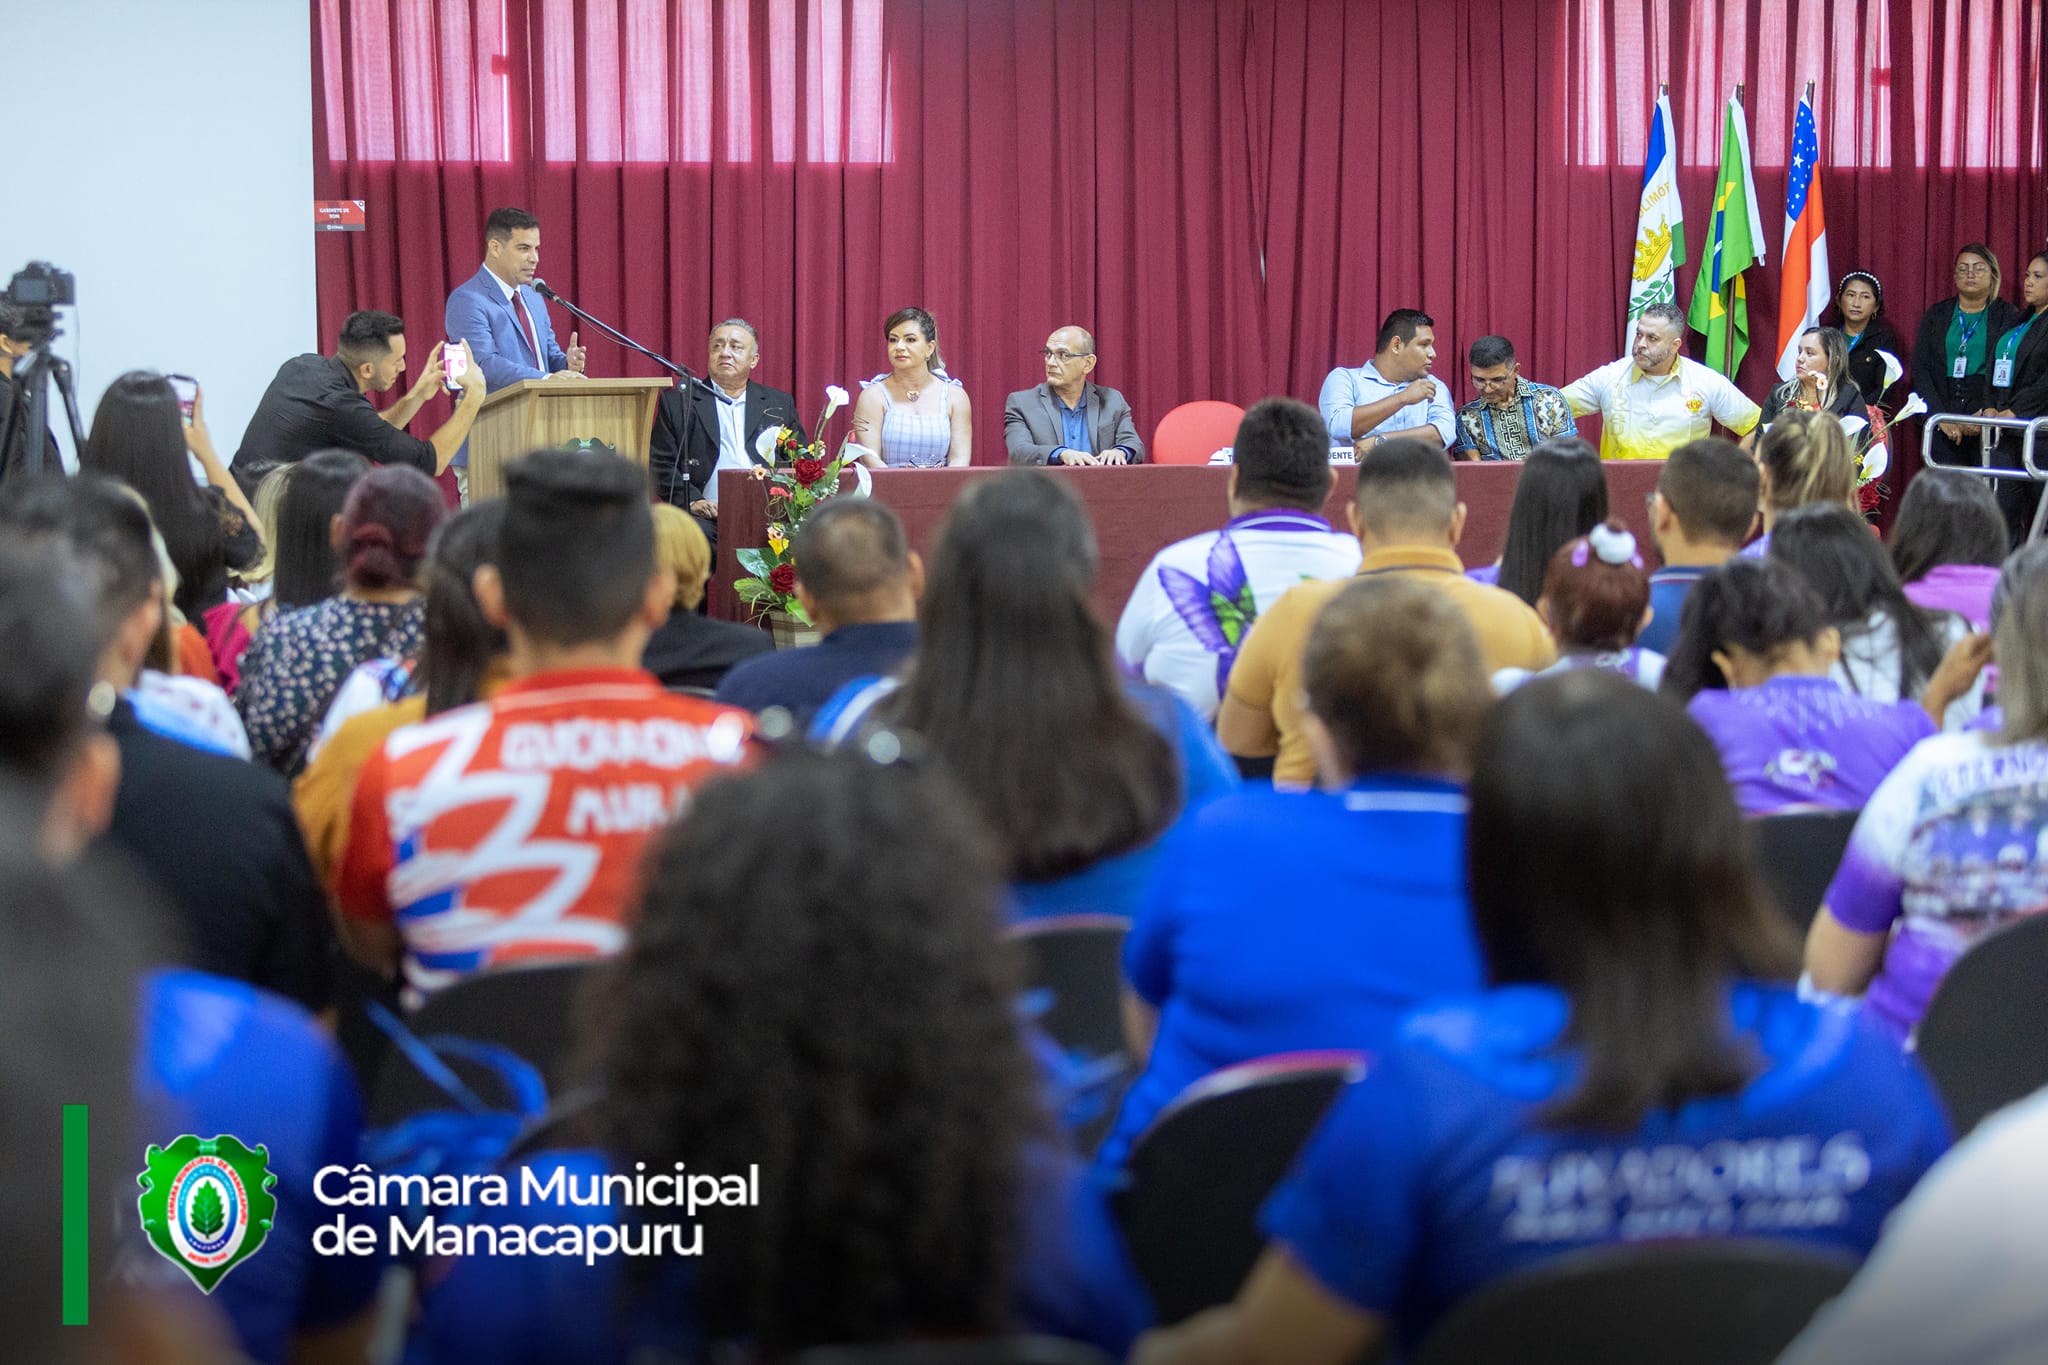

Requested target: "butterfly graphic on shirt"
[{"left": 1158, "top": 532, "right": 1261, "bottom": 700}]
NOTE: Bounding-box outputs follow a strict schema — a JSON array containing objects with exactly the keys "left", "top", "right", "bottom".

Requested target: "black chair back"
[
  {"left": 1109, "top": 1053, "right": 1363, "bottom": 1325},
  {"left": 1749, "top": 808, "right": 1861, "bottom": 933},
  {"left": 1008, "top": 916, "right": 1132, "bottom": 1152},
  {"left": 1416, "top": 1239, "right": 1859, "bottom": 1365},
  {"left": 366, "top": 961, "right": 595, "bottom": 1125},
  {"left": 790, "top": 1338, "right": 1112, "bottom": 1365},
  {"left": 1915, "top": 909, "right": 2048, "bottom": 1135}
]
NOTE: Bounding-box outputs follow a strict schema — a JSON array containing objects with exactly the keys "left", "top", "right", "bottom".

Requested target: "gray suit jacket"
[{"left": 1003, "top": 382, "right": 1146, "bottom": 465}]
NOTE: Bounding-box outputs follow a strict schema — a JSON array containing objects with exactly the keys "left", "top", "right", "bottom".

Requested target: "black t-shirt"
[
  {"left": 233, "top": 353, "right": 437, "bottom": 482},
  {"left": 96, "top": 699, "right": 334, "bottom": 1011}
]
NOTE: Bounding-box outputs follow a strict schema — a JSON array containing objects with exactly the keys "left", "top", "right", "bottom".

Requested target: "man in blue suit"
[{"left": 444, "top": 206, "right": 587, "bottom": 498}]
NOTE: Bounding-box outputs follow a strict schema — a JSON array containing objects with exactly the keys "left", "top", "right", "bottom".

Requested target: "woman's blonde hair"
[
  {"left": 232, "top": 463, "right": 294, "bottom": 591},
  {"left": 650, "top": 503, "right": 712, "bottom": 610},
  {"left": 1758, "top": 410, "right": 1858, "bottom": 514},
  {"left": 1301, "top": 576, "right": 1492, "bottom": 777}
]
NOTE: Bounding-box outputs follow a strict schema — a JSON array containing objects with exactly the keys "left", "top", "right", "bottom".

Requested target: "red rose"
[
  {"left": 768, "top": 563, "right": 797, "bottom": 594},
  {"left": 792, "top": 457, "right": 828, "bottom": 487}
]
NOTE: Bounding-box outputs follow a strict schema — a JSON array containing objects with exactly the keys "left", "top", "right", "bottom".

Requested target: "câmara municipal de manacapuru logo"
[{"left": 137, "top": 1134, "right": 278, "bottom": 1294}]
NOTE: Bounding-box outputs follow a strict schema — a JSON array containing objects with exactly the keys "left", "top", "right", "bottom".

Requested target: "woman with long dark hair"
[
  {"left": 1888, "top": 467, "right": 2008, "bottom": 630},
  {"left": 406, "top": 748, "right": 1144, "bottom": 1361},
  {"left": 817, "top": 470, "right": 1235, "bottom": 919},
  {"left": 845, "top": 305, "right": 973, "bottom": 468},
  {"left": 1466, "top": 436, "right": 1606, "bottom": 604},
  {"left": 79, "top": 372, "right": 263, "bottom": 616},
  {"left": 1822, "top": 270, "right": 1907, "bottom": 411},
  {"left": 1137, "top": 673, "right": 1949, "bottom": 1363}
]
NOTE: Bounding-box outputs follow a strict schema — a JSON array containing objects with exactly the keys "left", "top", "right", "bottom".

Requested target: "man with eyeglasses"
[
  {"left": 1003, "top": 325, "right": 1145, "bottom": 466},
  {"left": 1451, "top": 335, "right": 1578, "bottom": 461}
]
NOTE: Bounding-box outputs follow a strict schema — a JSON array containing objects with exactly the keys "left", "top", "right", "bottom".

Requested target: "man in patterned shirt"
[
  {"left": 1452, "top": 335, "right": 1579, "bottom": 461},
  {"left": 336, "top": 447, "right": 755, "bottom": 1003}
]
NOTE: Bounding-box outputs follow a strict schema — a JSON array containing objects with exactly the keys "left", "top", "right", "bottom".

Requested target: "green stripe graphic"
[{"left": 62, "top": 1104, "right": 88, "bottom": 1325}]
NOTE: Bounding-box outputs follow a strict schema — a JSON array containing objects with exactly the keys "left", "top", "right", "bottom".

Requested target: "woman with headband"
[{"left": 1827, "top": 270, "right": 1908, "bottom": 411}]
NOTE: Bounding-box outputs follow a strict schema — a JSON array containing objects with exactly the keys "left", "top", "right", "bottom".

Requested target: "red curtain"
[{"left": 313, "top": 0, "right": 2048, "bottom": 465}]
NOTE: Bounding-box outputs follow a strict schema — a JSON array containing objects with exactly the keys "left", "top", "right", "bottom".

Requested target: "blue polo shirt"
[
  {"left": 1262, "top": 981, "right": 1950, "bottom": 1350},
  {"left": 713, "top": 620, "right": 918, "bottom": 726},
  {"left": 1638, "top": 563, "right": 1712, "bottom": 655},
  {"left": 1099, "top": 776, "right": 1482, "bottom": 1170}
]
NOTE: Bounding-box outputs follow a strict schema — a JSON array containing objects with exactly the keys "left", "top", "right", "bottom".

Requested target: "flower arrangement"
[{"left": 734, "top": 385, "right": 857, "bottom": 623}]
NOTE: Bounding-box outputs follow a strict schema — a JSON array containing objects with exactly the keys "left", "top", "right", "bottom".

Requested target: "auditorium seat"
[
  {"left": 1009, "top": 915, "right": 1132, "bottom": 1152},
  {"left": 364, "top": 961, "right": 593, "bottom": 1124},
  {"left": 1110, "top": 1052, "right": 1365, "bottom": 1324},
  {"left": 1151, "top": 401, "right": 1247, "bottom": 465},
  {"left": 1915, "top": 910, "right": 2048, "bottom": 1136},
  {"left": 790, "top": 1339, "right": 1112, "bottom": 1365},
  {"left": 1749, "top": 807, "right": 1861, "bottom": 933},
  {"left": 1415, "top": 1240, "right": 1859, "bottom": 1365}
]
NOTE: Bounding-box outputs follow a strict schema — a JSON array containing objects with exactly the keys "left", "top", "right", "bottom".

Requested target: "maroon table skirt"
[{"left": 708, "top": 461, "right": 1668, "bottom": 625}]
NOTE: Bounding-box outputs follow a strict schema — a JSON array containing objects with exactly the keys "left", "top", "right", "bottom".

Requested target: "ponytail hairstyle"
[
  {"left": 1757, "top": 410, "right": 1858, "bottom": 515},
  {"left": 418, "top": 501, "right": 507, "bottom": 716},
  {"left": 1659, "top": 557, "right": 1831, "bottom": 701},
  {"left": 883, "top": 306, "right": 946, "bottom": 378},
  {"left": 1540, "top": 521, "right": 1651, "bottom": 652},
  {"left": 336, "top": 465, "right": 445, "bottom": 592}
]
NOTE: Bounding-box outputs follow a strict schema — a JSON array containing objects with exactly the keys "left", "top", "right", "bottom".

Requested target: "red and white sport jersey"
[{"left": 336, "top": 668, "right": 754, "bottom": 1002}]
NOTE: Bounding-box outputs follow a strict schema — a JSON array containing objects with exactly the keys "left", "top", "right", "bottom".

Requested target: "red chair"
[{"left": 1151, "top": 401, "right": 1247, "bottom": 465}]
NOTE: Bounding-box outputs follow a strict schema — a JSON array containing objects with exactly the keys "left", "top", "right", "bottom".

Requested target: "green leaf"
[
  {"left": 786, "top": 600, "right": 813, "bottom": 626},
  {"left": 191, "top": 1182, "right": 225, "bottom": 1239},
  {"left": 734, "top": 579, "right": 774, "bottom": 602},
  {"left": 734, "top": 548, "right": 774, "bottom": 577}
]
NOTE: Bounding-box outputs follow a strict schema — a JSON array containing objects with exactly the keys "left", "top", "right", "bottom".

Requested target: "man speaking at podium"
[{"left": 445, "top": 206, "right": 587, "bottom": 498}]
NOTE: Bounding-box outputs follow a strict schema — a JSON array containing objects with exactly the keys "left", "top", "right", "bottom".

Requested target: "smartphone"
[
  {"left": 443, "top": 343, "right": 468, "bottom": 392},
  {"left": 167, "top": 374, "right": 199, "bottom": 423}
]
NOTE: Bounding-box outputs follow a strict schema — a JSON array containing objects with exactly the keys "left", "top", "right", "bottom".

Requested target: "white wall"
[{"left": 0, "top": 0, "right": 315, "bottom": 469}]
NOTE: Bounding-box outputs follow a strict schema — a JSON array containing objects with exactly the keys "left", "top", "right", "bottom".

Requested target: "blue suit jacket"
[{"left": 443, "top": 267, "right": 567, "bottom": 466}]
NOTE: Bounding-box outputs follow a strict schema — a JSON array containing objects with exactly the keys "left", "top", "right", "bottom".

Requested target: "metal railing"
[{"left": 1921, "top": 413, "right": 2048, "bottom": 541}]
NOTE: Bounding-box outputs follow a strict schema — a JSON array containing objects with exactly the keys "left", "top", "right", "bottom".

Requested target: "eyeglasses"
[
  {"left": 1470, "top": 373, "right": 1517, "bottom": 391},
  {"left": 1956, "top": 263, "right": 1992, "bottom": 277},
  {"left": 1040, "top": 349, "right": 1093, "bottom": 363}
]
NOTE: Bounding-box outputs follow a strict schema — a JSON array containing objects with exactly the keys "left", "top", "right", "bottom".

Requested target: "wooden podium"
[{"left": 465, "top": 376, "right": 673, "bottom": 500}]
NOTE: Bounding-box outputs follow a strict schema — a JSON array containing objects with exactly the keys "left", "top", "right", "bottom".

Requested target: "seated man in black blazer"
[
  {"left": 647, "top": 319, "right": 805, "bottom": 554},
  {"left": 1003, "top": 324, "right": 1146, "bottom": 465}
]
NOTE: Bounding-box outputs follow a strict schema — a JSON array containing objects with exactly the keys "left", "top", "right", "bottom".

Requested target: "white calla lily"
[{"left": 1878, "top": 349, "right": 1904, "bottom": 390}]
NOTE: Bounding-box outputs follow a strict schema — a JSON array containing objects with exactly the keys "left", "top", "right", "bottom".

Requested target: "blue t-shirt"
[
  {"left": 1099, "top": 776, "right": 1482, "bottom": 1170},
  {"left": 406, "top": 1142, "right": 1148, "bottom": 1363},
  {"left": 1639, "top": 564, "right": 1711, "bottom": 656},
  {"left": 1261, "top": 981, "right": 1951, "bottom": 1349},
  {"left": 123, "top": 970, "right": 377, "bottom": 1365},
  {"left": 713, "top": 620, "right": 919, "bottom": 725}
]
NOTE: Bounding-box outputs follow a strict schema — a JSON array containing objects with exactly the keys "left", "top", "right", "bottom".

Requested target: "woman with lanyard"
[
  {"left": 1828, "top": 271, "right": 1908, "bottom": 412},
  {"left": 1977, "top": 249, "right": 2048, "bottom": 545},
  {"left": 1911, "top": 243, "right": 2019, "bottom": 470}
]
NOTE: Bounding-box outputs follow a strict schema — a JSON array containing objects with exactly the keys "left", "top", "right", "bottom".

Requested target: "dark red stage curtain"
[{"left": 312, "top": 0, "right": 2047, "bottom": 465}]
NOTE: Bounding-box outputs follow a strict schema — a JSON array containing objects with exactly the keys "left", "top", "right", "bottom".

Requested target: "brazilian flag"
[{"left": 1688, "top": 95, "right": 1763, "bottom": 377}]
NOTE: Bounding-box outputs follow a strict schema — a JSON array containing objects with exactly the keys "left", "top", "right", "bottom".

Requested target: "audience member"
[
  {"left": 1981, "top": 248, "right": 2048, "bottom": 544},
  {"left": 1808, "top": 542, "right": 2048, "bottom": 1044},
  {"left": 79, "top": 371, "right": 263, "bottom": 616},
  {"left": 814, "top": 471, "right": 1235, "bottom": 921},
  {"left": 847, "top": 306, "right": 972, "bottom": 467},
  {"left": 1451, "top": 335, "right": 1579, "bottom": 461},
  {"left": 1005, "top": 324, "right": 1146, "bottom": 465},
  {"left": 1662, "top": 558, "right": 1938, "bottom": 815},
  {"left": 1911, "top": 244, "right": 2019, "bottom": 471},
  {"left": 233, "top": 310, "right": 484, "bottom": 486},
  {"left": 1747, "top": 409, "right": 1862, "bottom": 557},
  {"left": 1467, "top": 435, "right": 1606, "bottom": 600},
  {"left": 1637, "top": 437, "right": 1758, "bottom": 655},
  {"left": 1138, "top": 672, "right": 1950, "bottom": 1364},
  {"left": 119, "top": 492, "right": 251, "bottom": 759},
  {"left": 0, "top": 541, "right": 116, "bottom": 858},
  {"left": 0, "top": 475, "right": 334, "bottom": 1011},
  {"left": 237, "top": 464, "right": 445, "bottom": 774},
  {"left": 294, "top": 501, "right": 511, "bottom": 886},
  {"left": 335, "top": 448, "right": 755, "bottom": 1003},
  {"left": 640, "top": 503, "right": 772, "bottom": 691},
  {"left": 715, "top": 497, "right": 923, "bottom": 725},
  {"left": 1825, "top": 270, "right": 1909, "bottom": 411},
  {"left": 1319, "top": 308, "right": 1454, "bottom": 453},
  {"left": 1116, "top": 397, "right": 1361, "bottom": 722},
  {"left": 224, "top": 462, "right": 293, "bottom": 603},
  {"left": 1758, "top": 326, "right": 1866, "bottom": 428},
  {"left": 1494, "top": 523, "right": 1664, "bottom": 691},
  {"left": 408, "top": 746, "right": 1144, "bottom": 1362},
  {"left": 1888, "top": 468, "right": 2008, "bottom": 630},
  {"left": 1220, "top": 438, "right": 1552, "bottom": 785},
  {"left": 646, "top": 319, "right": 805, "bottom": 547},
  {"left": 1561, "top": 302, "right": 1762, "bottom": 459},
  {"left": 1769, "top": 503, "right": 1984, "bottom": 726},
  {"left": 1104, "top": 577, "right": 1487, "bottom": 1169},
  {"left": 204, "top": 451, "right": 369, "bottom": 691}
]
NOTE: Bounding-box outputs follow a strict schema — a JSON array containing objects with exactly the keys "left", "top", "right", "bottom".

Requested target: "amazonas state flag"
[{"left": 1775, "top": 89, "right": 1831, "bottom": 380}]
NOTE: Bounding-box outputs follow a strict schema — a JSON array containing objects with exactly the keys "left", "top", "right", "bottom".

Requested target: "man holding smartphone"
[{"left": 444, "top": 207, "right": 586, "bottom": 501}]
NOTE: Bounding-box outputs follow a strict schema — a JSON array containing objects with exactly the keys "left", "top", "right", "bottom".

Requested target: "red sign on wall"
[{"left": 314, "top": 200, "right": 367, "bottom": 232}]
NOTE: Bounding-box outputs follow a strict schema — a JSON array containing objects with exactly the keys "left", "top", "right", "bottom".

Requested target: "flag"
[
  {"left": 1775, "top": 88, "right": 1831, "bottom": 380},
  {"left": 1627, "top": 93, "right": 1686, "bottom": 347},
  {"left": 1688, "top": 93, "right": 1765, "bottom": 378}
]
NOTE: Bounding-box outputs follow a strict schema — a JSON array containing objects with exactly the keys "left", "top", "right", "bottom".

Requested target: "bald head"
[
  {"left": 1042, "top": 325, "right": 1099, "bottom": 398},
  {"left": 792, "top": 498, "right": 921, "bottom": 629}
]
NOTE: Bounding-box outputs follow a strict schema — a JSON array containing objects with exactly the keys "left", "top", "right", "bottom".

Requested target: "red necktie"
[{"left": 514, "top": 291, "right": 543, "bottom": 367}]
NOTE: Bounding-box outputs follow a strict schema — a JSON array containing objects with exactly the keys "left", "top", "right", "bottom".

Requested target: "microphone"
[
  {"left": 533, "top": 278, "right": 560, "bottom": 302},
  {"left": 528, "top": 279, "right": 710, "bottom": 395}
]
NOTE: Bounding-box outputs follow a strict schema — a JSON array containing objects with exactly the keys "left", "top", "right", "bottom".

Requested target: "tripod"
[{"left": 0, "top": 343, "right": 87, "bottom": 477}]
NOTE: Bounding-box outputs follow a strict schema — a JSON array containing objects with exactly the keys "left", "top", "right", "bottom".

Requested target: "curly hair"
[{"left": 589, "top": 747, "right": 1040, "bottom": 1353}]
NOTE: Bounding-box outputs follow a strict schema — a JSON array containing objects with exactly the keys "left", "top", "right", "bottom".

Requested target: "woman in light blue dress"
[{"left": 845, "top": 305, "right": 973, "bottom": 468}]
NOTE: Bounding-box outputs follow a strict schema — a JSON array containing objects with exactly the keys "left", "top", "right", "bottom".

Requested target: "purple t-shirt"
[
  {"left": 1687, "top": 676, "right": 1936, "bottom": 816},
  {"left": 1903, "top": 564, "right": 2000, "bottom": 632},
  {"left": 1825, "top": 732, "right": 2048, "bottom": 1041}
]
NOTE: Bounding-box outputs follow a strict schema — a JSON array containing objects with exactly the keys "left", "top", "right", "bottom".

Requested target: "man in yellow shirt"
[
  {"left": 1219, "top": 438, "right": 1554, "bottom": 785},
  {"left": 1561, "top": 302, "right": 1762, "bottom": 460}
]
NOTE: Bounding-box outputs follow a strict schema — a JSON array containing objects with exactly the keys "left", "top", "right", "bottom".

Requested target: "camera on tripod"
[
  {"left": 0, "top": 262, "right": 83, "bottom": 474},
  {"left": 4, "top": 262, "right": 76, "bottom": 347}
]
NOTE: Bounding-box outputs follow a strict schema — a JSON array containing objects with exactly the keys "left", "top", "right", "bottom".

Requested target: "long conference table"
[{"left": 707, "top": 461, "right": 1668, "bottom": 625}]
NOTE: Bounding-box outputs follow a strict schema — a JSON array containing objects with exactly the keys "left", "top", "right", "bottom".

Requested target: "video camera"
[{"left": 3, "top": 262, "right": 75, "bottom": 346}]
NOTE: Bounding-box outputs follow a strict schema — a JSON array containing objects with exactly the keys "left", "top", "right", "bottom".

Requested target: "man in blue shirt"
[
  {"left": 715, "top": 498, "right": 922, "bottom": 725},
  {"left": 1319, "top": 308, "right": 1456, "bottom": 454},
  {"left": 1639, "top": 437, "right": 1760, "bottom": 655}
]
